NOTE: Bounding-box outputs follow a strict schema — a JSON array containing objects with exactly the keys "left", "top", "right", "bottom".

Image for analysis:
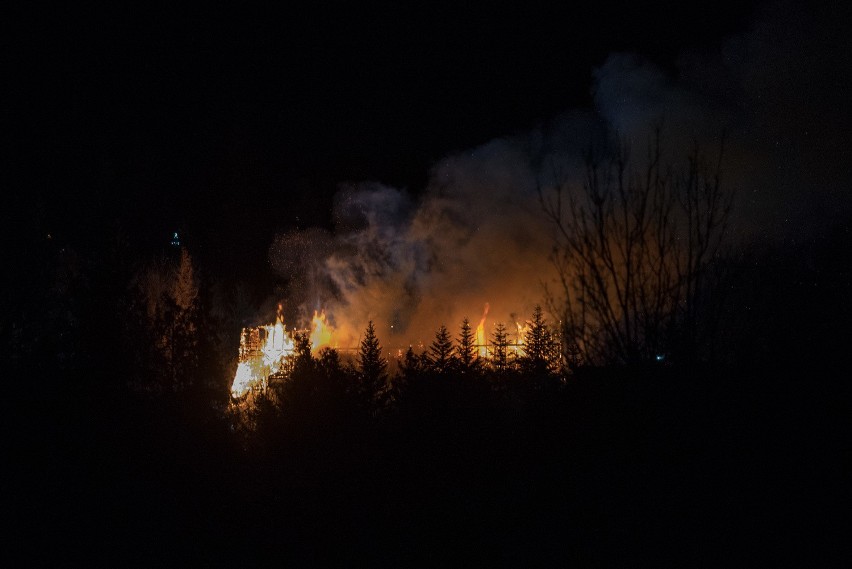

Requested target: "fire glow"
[
  {"left": 231, "top": 306, "right": 338, "bottom": 397},
  {"left": 230, "top": 300, "right": 536, "bottom": 398},
  {"left": 475, "top": 303, "right": 490, "bottom": 357}
]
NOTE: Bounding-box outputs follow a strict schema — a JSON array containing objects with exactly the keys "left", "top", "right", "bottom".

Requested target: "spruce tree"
[
  {"left": 491, "top": 322, "right": 510, "bottom": 372},
  {"left": 170, "top": 247, "right": 199, "bottom": 388},
  {"left": 358, "top": 321, "right": 388, "bottom": 404},
  {"left": 521, "top": 305, "right": 557, "bottom": 375},
  {"left": 398, "top": 346, "right": 425, "bottom": 381},
  {"left": 291, "top": 331, "right": 314, "bottom": 376},
  {"left": 428, "top": 324, "right": 454, "bottom": 374},
  {"left": 456, "top": 317, "right": 482, "bottom": 376},
  {"left": 172, "top": 247, "right": 198, "bottom": 311},
  {"left": 393, "top": 345, "right": 426, "bottom": 403},
  {"left": 317, "top": 347, "right": 343, "bottom": 381}
]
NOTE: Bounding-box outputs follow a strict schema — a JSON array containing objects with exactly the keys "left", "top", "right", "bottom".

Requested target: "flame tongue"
[
  {"left": 475, "top": 302, "right": 490, "bottom": 357},
  {"left": 514, "top": 321, "right": 529, "bottom": 354},
  {"left": 310, "top": 310, "right": 334, "bottom": 351},
  {"left": 230, "top": 308, "right": 337, "bottom": 398}
]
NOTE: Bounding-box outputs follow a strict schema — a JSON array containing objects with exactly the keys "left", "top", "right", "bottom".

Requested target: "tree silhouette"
[
  {"left": 169, "top": 247, "right": 199, "bottom": 389},
  {"left": 358, "top": 321, "right": 388, "bottom": 409},
  {"left": 129, "top": 248, "right": 201, "bottom": 390},
  {"left": 397, "top": 346, "right": 426, "bottom": 381},
  {"left": 540, "top": 131, "right": 732, "bottom": 365},
  {"left": 491, "top": 322, "right": 510, "bottom": 373},
  {"left": 317, "top": 346, "right": 344, "bottom": 382},
  {"left": 391, "top": 345, "right": 428, "bottom": 408},
  {"left": 455, "top": 317, "right": 482, "bottom": 376},
  {"left": 428, "top": 324, "right": 455, "bottom": 374},
  {"left": 291, "top": 331, "right": 313, "bottom": 377},
  {"left": 172, "top": 247, "right": 199, "bottom": 311},
  {"left": 520, "top": 306, "right": 558, "bottom": 375}
]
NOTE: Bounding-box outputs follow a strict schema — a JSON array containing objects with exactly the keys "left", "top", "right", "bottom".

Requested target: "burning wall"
[{"left": 231, "top": 308, "right": 337, "bottom": 397}]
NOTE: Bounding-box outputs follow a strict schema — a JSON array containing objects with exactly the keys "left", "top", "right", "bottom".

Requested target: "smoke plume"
[{"left": 268, "top": 1, "right": 851, "bottom": 348}]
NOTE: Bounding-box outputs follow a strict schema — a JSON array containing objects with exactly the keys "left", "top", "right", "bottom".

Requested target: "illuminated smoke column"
[
  {"left": 267, "top": 6, "right": 852, "bottom": 347},
  {"left": 269, "top": 138, "right": 564, "bottom": 348}
]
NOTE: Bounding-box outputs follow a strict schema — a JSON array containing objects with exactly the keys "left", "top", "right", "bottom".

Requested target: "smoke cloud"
[{"left": 268, "top": 2, "right": 850, "bottom": 347}]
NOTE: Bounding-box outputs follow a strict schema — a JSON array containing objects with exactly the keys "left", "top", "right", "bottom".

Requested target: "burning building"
[{"left": 230, "top": 308, "right": 338, "bottom": 398}]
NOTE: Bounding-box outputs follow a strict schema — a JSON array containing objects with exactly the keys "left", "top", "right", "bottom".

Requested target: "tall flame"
[
  {"left": 475, "top": 302, "right": 490, "bottom": 358},
  {"left": 230, "top": 307, "right": 297, "bottom": 398},
  {"left": 513, "top": 321, "right": 529, "bottom": 355},
  {"left": 310, "top": 310, "right": 334, "bottom": 351},
  {"left": 230, "top": 306, "right": 338, "bottom": 398}
]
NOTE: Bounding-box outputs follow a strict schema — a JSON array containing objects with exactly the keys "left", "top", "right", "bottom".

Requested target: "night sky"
[
  {"left": 9, "top": 2, "right": 796, "bottom": 272},
  {"left": 5, "top": 0, "right": 852, "bottom": 321},
  {"left": 6, "top": 4, "right": 851, "bottom": 564}
]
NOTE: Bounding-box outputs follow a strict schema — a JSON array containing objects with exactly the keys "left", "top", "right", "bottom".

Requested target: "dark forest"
[{"left": 5, "top": 1, "right": 850, "bottom": 565}]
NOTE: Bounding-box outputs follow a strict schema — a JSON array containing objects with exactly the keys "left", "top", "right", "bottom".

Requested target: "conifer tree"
[
  {"left": 398, "top": 346, "right": 425, "bottom": 381},
  {"left": 291, "top": 331, "right": 313, "bottom": 376},
  {"left": 358, "top": 321, "right": 388, "bottom": 404},
  {"left": 170, "top": 247, "right": 200, "bottom": 388},
  {"left": 456, "top": 317, "right": 482, "bottom": 376},
  {"left": 491, "top": 322, "right": 510, "bottom": 372},
  {"left": 428, "top": 324, "right": 454, "bottom": 374},
  {"left": 317, "top": 347, "right": 343, "bottom": 381},
  {"left": 392, "top": 345, "right": 427, "bottom": 404},
  {"left": 172, "top": 247, "right": 198, "bottom": 311},
  {"left": 521, "top": 305, "right": 557, "bottom": 375}
]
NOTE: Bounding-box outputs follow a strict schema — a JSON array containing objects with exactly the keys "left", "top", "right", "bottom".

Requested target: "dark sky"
[{"left": 7, "top": 0, "right": 830, "bottom": 279}]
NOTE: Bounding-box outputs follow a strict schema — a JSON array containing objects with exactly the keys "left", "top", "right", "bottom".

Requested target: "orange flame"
[
  {"left": 231, "top": 310, "right": 296, "bottom": 397},
  {"left": 513, "top": 321, "right": 529, "bottom": 355},
  {"left": 310, "top": 310, "right": 335, "bottom": 351},
  {"left": 475, "top": 302, "right": 490, "bottom": 358},
  {"left": 231, "top": 305, "right": 338, "bottom": 398}
]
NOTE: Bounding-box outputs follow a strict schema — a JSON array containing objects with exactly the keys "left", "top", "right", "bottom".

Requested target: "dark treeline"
[{"left": 6, "top": 215, "right": 849, "bottom": 565}]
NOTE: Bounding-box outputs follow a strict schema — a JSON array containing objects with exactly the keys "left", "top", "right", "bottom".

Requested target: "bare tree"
[{"left": 540, "top": 131, "right": 732, "bottom": 366}]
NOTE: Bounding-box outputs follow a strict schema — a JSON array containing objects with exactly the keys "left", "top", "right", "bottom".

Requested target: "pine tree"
[
  {"left": 170, "top": 247, "right": 200, "bottom": 388},
  {"left": 392, "top": 345, "right": 426, "bottom": 403},
  {"left": 428, "top": 324, "right": 454, "bottom": 374},
  {"left": 521, "top": 305, "right": 557, "bottom": 375},
  {"left": 172, "top": 247, "right": 198, "bottom": 311},
  {"left": 317, "top": 347, "right": 343, "bottom": 381},
  {"left": 291, "top": 331, "right": 313, "bottom": 376},
  {"left": 278, "top": 331, "right": 317, "bottom": 408},
  {"left": 398, "top": 346, "right": 425, "bottom": 381},
  {"left": 491, "top": 322, "right": 510, "bottom": 372},
  {"left": 358, "top": 321, "right": 388, "bottom": 406},
  {"left": 456, "top": 317, "right": 482, "bottom": 376},
  {"left": 130, "top": 257, "right": 170, "bottom": 385}
]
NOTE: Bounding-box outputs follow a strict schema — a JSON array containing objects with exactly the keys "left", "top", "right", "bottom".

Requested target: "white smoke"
[
  {"left": 302, "top": 139, "right": 558, "bottom": 347},
  {"left": 268, "top": 1, "right": 851, "bottom": 347}
]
